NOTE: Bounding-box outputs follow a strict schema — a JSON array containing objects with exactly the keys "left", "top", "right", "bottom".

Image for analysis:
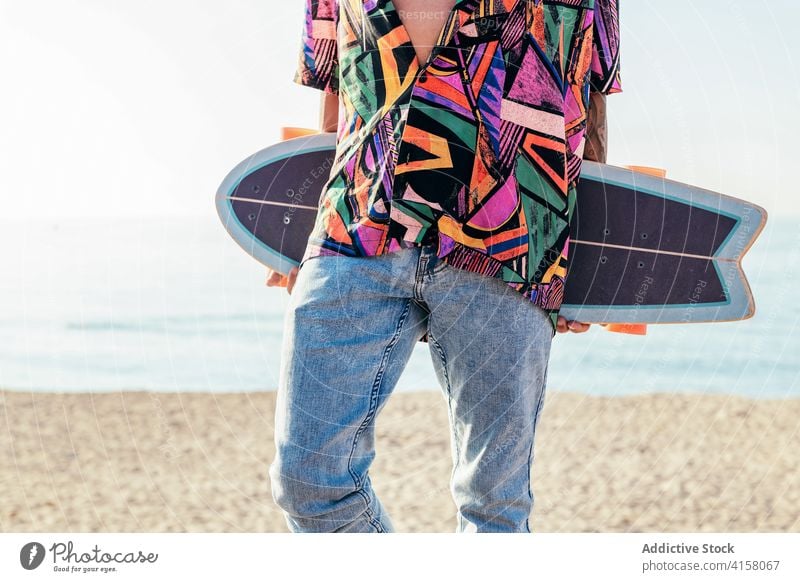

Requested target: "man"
[{"left": 268, "top": 0, "right": 622, "bottom": 532}]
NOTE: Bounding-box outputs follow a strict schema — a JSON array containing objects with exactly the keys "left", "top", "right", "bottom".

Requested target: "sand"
[{"left": 1, "top": 389, "right": 798, "bottom": 533}]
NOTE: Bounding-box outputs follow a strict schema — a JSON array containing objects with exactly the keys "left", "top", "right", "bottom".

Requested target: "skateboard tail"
[{"left": 719, "top": 202, "right": 768, "bottom": 323}]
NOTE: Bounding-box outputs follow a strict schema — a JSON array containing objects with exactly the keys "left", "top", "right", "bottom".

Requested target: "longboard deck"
[{"left": 216, "top": 133, "right": 767, "bottom": 325}]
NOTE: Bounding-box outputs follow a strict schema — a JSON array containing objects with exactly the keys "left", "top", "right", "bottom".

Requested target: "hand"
[
  {"left": 265, "top": 266, "right": 299, "bottom": 294},
  {"left": 584, "top": 90, "right": 607, "bottom": 163},
  {"left": 556, "top": 315, "right": 591, "bottom": 334}
]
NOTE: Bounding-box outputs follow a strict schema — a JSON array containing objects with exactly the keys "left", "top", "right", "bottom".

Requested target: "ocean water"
[{"left": 0, "top": 214, "right": 797, "bottom": 398}]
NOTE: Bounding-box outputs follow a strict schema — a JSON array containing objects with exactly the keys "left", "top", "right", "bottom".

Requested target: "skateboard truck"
[{"left": 599, "top": 166, "right": 668, "bottom": 336}]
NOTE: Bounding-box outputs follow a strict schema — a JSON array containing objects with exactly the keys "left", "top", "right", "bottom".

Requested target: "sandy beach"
[{"left": 1, "top": 389, "right": 798, "bottom": 533}]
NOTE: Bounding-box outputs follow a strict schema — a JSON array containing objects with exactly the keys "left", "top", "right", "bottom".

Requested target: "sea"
[{"left": 0, "top": 214, "right": 797, "bottom": 398}]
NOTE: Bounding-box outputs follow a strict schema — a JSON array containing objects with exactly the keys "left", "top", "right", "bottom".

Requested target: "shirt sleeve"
[
  {"left": 294, "top": 0, "right": 339, "bottom": 95},
  {"left": 590, "top": 0, "right": 622, "bottom": 94}
]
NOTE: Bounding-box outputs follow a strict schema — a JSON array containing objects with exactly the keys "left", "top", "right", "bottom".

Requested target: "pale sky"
[{"left": 1, "top": 1, "right": 797, "bottom": 222}]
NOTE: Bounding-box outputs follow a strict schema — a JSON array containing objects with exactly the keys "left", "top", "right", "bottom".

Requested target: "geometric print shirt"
[{"left": 294, "top": 0, "right": 622, "bottom": 335}]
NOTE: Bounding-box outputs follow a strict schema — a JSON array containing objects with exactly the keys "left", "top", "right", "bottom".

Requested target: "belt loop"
[
  {"left": 422, "top": 243, "right": 439, "bottom": 276},
  {"left": 413, "top": 246, "right": 428, "bottom": 300}
]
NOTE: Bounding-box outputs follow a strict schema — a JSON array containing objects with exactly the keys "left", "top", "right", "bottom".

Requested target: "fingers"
[
  {"left": 556, "top": 315, "right": 591, "bottom": 334},
  {"left": 556, "top": 315, "right": 569, "bottom": 333},
  {"left": 287, "top": 267, "right": 299, "bottom": 295},
  {"left": 567, "top": 320, "right": 591, "bottom": 333},
  {"left": 265, "top": 267, "right": 300, "bottom": 294},
  {"left": 265, "top": 269, "right": 288, "bottom": 288}
]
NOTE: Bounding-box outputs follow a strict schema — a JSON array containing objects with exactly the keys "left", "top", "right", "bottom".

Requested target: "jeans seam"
[
  {"left": 526, "top": 362, "right": 549, "bottom": 533},
  {"left": 346, "top": 298, "right": 413, "bottom": 532},
  {"left": 427, "top": 326, "right": 463, "bottom": 531}
]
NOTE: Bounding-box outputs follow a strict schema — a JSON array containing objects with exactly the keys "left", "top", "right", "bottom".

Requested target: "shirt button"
[{"left": 419, "top": 72, "right": 428, "bottom": 83}]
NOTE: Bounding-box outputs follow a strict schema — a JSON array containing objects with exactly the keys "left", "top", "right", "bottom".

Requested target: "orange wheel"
[
  {"left": 281, "top": 127, "right": 320, "bottom": 141},
  {"left": 625, "top": 165, "right": 667, "bottom": 179},
  {"left": 603, "top": 323, "right": 648, "bottom": 335}
]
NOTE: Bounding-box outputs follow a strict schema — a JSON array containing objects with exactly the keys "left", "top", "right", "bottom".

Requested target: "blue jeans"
[{"left": 268, "top": 243, "right": 554, "bottom": 532}]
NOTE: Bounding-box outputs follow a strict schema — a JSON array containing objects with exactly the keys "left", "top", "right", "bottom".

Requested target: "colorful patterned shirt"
[{"left": 294, "top": 0, "right": 622, "bottom": 334}]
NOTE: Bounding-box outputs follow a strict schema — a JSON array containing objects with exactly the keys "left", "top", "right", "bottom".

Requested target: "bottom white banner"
[{"left": 1, "top": 533, "right": 798, "bottom": 581}]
